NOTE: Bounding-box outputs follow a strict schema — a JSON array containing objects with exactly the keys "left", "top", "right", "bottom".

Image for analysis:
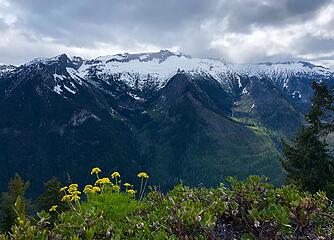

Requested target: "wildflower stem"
[
  {"left": 140, "top": 178, "right": 148, "bottom": 201},
  {"left": 139, "top": 177, "right": 144, "bottom": 201},
  {"left": 75, "top": 200, "right": 82, "bottom": 211},
  {"left": 68, "top": 201, "right": 76, "bottom": 212}
]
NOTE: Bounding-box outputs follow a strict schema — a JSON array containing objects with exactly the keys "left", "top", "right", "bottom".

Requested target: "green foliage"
[
  {"left": 0, "top": 174, "right": 30, "bottom": 232},
  {"left": 1, "top": 175, "right": 334, "bottom": 239},
  {"left": 281, "top": 82, "right": 334, "bottom": 196},
  {"left": 9, "top": 197, "right": 48, "bottom": 240},
  {"left": 54, "top": 192, "right": 145, "bottom": 239}
]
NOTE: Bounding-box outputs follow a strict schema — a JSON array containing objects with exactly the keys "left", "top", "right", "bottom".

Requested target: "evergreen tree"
[
  {"left": 36, "top": 177, "right": 68, "bottom": 213},
  {"left": 0, "top": 174, "right": 30, "bottom": 232},
  {"left": 281, "top": 82, "right": 334, "bottom": 195}
]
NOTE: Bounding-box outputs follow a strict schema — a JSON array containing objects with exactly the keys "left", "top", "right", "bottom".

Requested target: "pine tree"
[
  {"left": 281, "top": 82, "right": 334, "bottom": 195},
  {"left": 0, "top": 174, "right": 30, "bottom": 232},
  {"left": 36, "top": 177, "right": 68, "bottom": 213}
]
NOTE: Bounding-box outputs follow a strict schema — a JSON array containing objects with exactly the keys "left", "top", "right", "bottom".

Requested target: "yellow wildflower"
[
  {"left": 91, "top": 167, "right": 101, "bottom": 175},
  {"left": 49, "top": 205, "right": 58, "bottom": 212},
  {"left": 18, "top": 217, "right": 24, "bottom": 225},
  {"left": 70, "top": 190, "right": 81, "bottom": 195},
  {"left": 59, "top": 186, "right": 68, "bottom": 192},
  {"left": 102, "top": 178, "right": 110, "bottom": 184},
  {"left": 71, "top": 195, "right": 81, "bottom": 202},
  {"left": 84, "top": 185, "right": 93, "bottom": 194},
  {"left": 127, "top": 189, "right": 136, "bottom": 195},
  {"left": 137, "top": 172, "right": 149, "bottom": 178},
  {"left": 91, "top": 186, "right": 101, "bottom": 193},
  {"left": 111, "top": 171, "right": 121, "bottom": 179},
  {"left": 69, "top": 184, "right": 78, "bottom": 189},
  {"left": 61, "top": 195, "right": 71, "bottom": 202},
  {"left": 95, "top": 177, "right": 111, "bottom": 185},
  {"left": 124, "top": 183, "right": 132, "bottom": 187},
  {"left": 112, "top": 185, "right": 120, "bottom": 192},
  {"left": 68, "top": 186, "right": 80, "bottom": 194},
  {"left": 68, "top": 187, "right": 77, "bottom": 192},
  {"left": 68, "top": 184, "right": 78, "bottom": 193}
]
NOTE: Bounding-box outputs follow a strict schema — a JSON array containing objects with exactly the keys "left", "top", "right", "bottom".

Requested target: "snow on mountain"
[
  {"left": 231, "top": 61, "right": 332, "bottom": 78},
  {"left": 0, "top": 64, "right": 16, "bottom": 75},
  {"left": 73, "top": 50, "right": 334, "bottom": 92},
  {"left": 77, "top": 50, "right": 231, "bottom": 90},
  {"left": 230, "top": 61, "right": 334, "bottom": 91},
  {"left": 24, "top": 54, "right": 75, "bottom": 67},
  {"left": 3, "top": 50, "right": 334, "bottom": 98}
]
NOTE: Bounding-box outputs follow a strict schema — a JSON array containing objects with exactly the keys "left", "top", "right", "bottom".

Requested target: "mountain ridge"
[
  {"left": 3, "top": 50, "right": 333, "bottom": 108},
  {"left": 0, "top": 50, "right": 333, "bottom": 196}
]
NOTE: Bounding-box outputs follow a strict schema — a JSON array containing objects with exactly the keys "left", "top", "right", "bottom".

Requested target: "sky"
[{"left": 1, "top": 0, "right": 334, "bottom": 68}]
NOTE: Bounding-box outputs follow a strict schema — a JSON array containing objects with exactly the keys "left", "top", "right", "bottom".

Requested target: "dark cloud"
[
  {"left": 10, "top": 0, "right": 216, "bottom": 47},
  {"left": 222, "top": 0, "right": 331, "bottom": 32},
  {"left": 10, "top": 0, "right": 331, "bottom": 44},
  {"left": 0, "top": 0, "right": 334, "bottom": 65},
  {"left": 286, "top": 0, "right": 330, "bottom": 14}
]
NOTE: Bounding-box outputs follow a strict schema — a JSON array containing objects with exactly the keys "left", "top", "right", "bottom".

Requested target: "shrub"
[{"left": 1, "top": 168, "right": 334, "bottom": 239}]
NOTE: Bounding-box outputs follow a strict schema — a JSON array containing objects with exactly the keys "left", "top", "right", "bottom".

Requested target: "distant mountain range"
[{"left": 1, "top": 50, "right": 333, "bottom": 196}]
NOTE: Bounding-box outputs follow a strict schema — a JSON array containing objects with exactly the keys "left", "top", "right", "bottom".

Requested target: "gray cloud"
[
  {"left": 0, "top": 18, "right": 8, "bottom": 31},
  {"left": 11, "top": 0, "right": 331, "bottom": 42},
  {"left": 0, "top": 0, "right": 334, "bottom": 66},
  {"left": 294, "top": 35, "right": 334, "bottom": 54},
  {"left": 222, "top": 0, "right": 331, "bottom": 32}
]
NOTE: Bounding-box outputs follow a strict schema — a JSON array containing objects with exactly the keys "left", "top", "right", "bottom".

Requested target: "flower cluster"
[
  {"left": 111, "top": 171, "right": 120, "bottom": 179},
  {"left": 60, "top": 183, "right": 81, "bottom": 203},
  {"left": 58, "top": 167, "right": 150, "bottom": 213},
  {"left": 95, "top": 177, "right": 111, "bottom": 186},
  {"left": 83, "top": 184, "right": 101, "bottom": 194},
  {"left": 137, "top": 172, "right": 149, "bottom": 179},
  {"left": 91, "top": 167, "right": 101, "bottom": 175}
]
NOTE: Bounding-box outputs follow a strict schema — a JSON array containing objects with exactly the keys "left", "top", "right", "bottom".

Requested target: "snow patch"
[
  {"left": 64, "top": 85, "right": 76, "bottom": 94},
  {"left": 53, "top": 85, "right": 63, "bottom": 94},
  {"left": 128, "top": 92, "right": 144, "bottom": 101},
  {"left": 292, "top": 91, "right": 302, "bottom": 99},
  {"left": 66, "top": 67, "right": 84, "bottom": 85},
  {"left": 237, "top": 76, "right": 242, "bottom": 88},
  {"left": 69, "top": 110, "right": 101, "bottom": 127},
  {"left": 242, "top": 88, "right": 249, "bottom": 94},
  {"left": 53, "top": 73, "right": 65, "bottom": 81}
]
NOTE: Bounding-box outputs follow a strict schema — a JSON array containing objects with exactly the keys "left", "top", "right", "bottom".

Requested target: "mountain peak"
[
  {"left": 22, "top": 54, "right": 83, "bottom": 70},
  {"left": 96, "top": 49, "right": 190, "bottom": 63},
  {"left": 257, "top": 61, "right": 321, "bottom": 67},
  {"left": 0, "top": 64, "right": 16, "bottom": 74},
  {"left": 24, "top": 53, "right": 70, "bottom": 66},
  {"left": 297, "top": 61, "right": 328, "bottom": 69}
]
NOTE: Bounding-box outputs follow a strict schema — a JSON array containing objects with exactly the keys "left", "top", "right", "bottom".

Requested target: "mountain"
[{"left": 0, "top": 50, "right": 333, "bottom": 196}]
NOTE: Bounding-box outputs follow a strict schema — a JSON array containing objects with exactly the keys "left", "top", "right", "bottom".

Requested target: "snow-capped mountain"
[
  {"left": 13, "top": 50, "right": 329, "bottom": 112},
  {"left": 0, "top": 50, "right": 332, "bottom": 196},
  {"left": 76, "top": 50, "right": 334, "bottom": 92},
  {"left": 8, "top": 50, "right": 331, "bottom": 111}
]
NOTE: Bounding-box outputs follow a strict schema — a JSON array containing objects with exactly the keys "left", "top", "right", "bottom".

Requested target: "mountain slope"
[
  {"left": 0, "top": 55, "right": 141, "bottom": 195},
  {"left": 136, "top": 74, "right": 283, "bottom": 189},
  {"left": 0, "top": 51, "right": 332, "bottom": 195}
]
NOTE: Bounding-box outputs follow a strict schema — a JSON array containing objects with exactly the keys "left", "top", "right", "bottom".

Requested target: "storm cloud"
[{"left": 1, "top": 0, "right": 334, "bottom": 67}]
